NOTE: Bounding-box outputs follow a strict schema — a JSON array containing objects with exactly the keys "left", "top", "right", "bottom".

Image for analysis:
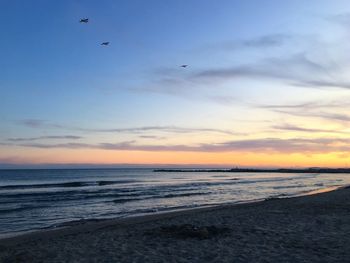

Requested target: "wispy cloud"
[
  {"left": 271, "top": 124, "right": 349, "bottom": 134},
  {"left": 18, "top": 119, "right": 46, "bottom": 128},
  {"left": 134, "top": 35, "right": 316, "bottom": 98},
  {"left": 192, "top": 53, "right": 338, "bottom": 88},
  {"left": 138, "top": 135, "right": 166, "bottom": 140},
  {"left": 19, "top": 143, "right": 92, "bottom": 149},
  {"left": 294, "top": 80, "right": 350, "bottom": 90},
  {"left": 274, "top": 110, "right": 350, "bottom": 123},
  {"left": 138, "top": 25, "right": 350, "bottom": 99},
  {"left": 329, "top": 12, "right": 350, "bottom": 26},
  {"left": 17, "top": 119, "right": 63, "bottom": 129},
  {"left": 7, "top": 135, "right": 82, "bottom": 142},
  {"left": 139, "top": 51, "right": 349, "bottom": 102},
  {"left": 18, "top": 137, "right": 350, "bottom": 154},
  {"left": 242, "top": 34, "right": 290, "bottom": 48},
  {"left": 16, "top": 120, "right": 242, "bottom": 136},
  {"left": 79, "top": 126, "right": 240, "bottom": 135},
  {"left": 258, "top": 100, "right": 350, "bottom": 110},
  {"left": 216, "top": 34, "right": 291, "bottom": 50}
]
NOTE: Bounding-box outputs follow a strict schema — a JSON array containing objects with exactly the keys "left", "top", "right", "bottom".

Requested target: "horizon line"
[{"left": 0, "top": 163, "right": 344, "bottom": 170}]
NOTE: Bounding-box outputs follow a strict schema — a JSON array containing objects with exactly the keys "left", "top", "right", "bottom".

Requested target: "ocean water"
[{"left": 0, "top": 168, "right": 349, "bottom": 238}]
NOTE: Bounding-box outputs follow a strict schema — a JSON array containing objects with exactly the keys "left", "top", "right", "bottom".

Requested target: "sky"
[{"left": 1, "top": 0, "right": 350, "bottom": 168}]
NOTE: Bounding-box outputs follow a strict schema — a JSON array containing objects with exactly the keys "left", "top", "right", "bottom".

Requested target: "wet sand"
[{"left": 1, "top": 187, "right": 350, "bottom": 262}]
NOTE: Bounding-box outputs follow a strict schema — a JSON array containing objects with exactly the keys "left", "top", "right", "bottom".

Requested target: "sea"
[{"left": 0, "top": 168, "right": 349, "bottom": 238}]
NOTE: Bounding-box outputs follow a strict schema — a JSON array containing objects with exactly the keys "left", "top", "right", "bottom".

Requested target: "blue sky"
[{"left": 1, "top": 0, "right": 350, "bottom": 167}]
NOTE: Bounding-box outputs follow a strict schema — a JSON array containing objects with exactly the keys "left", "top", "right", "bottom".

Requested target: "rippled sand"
[{"left": 1, "top": 187, "right": 350, "bottom": 262}]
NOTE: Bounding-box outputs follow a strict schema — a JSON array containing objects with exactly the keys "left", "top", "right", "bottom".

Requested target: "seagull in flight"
[
  {"left": 180, "top": 65, "right": 188, "bottom": 68},
  {"left": 80, "top": 18, "right": 89, "bottom": 23},
  {"left": 101, "top": 42, "right": 110, "bottom": 46}
]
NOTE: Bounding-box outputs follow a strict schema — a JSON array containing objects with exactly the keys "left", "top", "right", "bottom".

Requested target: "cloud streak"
[
  {"left": 138, "top": 135, "right": 166, "bottom": 140},
  {"left": 17, "top": 119, "right": 64, "bottom": 129},
  {"left": 80, "top": 126, "right": 241, "bottom": 135},
  {"left": 17, "top": 120, "right": 242, "bottom": 136},
  {"left": 258, "top": 100, "right": 350, "bottom": 110},
  {"left": 18, "top": 137, "right": 350, "bottom": 154},
  {"left": 141, "top": 27, "right": 350, "bottom": 99},
  {"left": 272, "top": 124, "right": 349, "bottom": 134},
  {"left": 329, "top": 12, "right": 350, "bottom": 26},
  {"left": 216, "top": 34, "right": 290, "bottom": 50},
  {"left": 274, "top": 110, "right": 350, "bottom": 123},
  {"left": 7, "top": 135, "right": 82, "bottom": 142},
  {"left": 139, "top": 52, "right": 350, "bottom": 103},
  {"left": 191, "top": 53, "right": 340, "bottom": 89}
]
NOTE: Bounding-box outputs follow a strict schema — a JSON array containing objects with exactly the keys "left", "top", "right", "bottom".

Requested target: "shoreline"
[
  {"left": 0, "top": 184, "right": 344, "bottom": 242},
  {"left": 0, "top": 185, "right": 350, "bottom": 248},
  {"left": 0, "top": 184, "right": 346, "bottom": 242},
  {"left": 1, "top": 185, "right": 349, "bottom": 261}
]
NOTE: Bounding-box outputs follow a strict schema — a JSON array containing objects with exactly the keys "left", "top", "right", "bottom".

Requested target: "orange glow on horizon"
[{"left": 2, "top": 147, "right": 350, "bottom": 168}]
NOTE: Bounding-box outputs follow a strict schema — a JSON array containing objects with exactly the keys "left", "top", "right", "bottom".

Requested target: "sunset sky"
[{"left": 2, "top": 0, "right": 350, "bottom": 168}]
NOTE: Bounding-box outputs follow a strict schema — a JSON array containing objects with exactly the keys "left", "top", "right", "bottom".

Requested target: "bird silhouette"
[
  {"left": 101, "top": 42, "right": 110, "bottom": 46},
  {"left": 180, "top": 65, "right": 188, "bottom": 68},
  {"left": 80, "top": 18, "right": 89, "bottom": 23}
]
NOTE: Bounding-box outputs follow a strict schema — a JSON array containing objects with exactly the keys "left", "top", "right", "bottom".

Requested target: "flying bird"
[
  {"left": 180, "top": 65, "right": 188, "bottom": 68},
  {"left": 80, "top": 18, "right": 89, "bottom": 23},
  {"left": 101, "top": 42, "right": 110, "bottom": 46}
]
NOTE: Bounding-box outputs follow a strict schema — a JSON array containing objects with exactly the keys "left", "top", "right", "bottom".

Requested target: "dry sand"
[{"left": 1, "top": 187, "right": 350, "bottom": 262}]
